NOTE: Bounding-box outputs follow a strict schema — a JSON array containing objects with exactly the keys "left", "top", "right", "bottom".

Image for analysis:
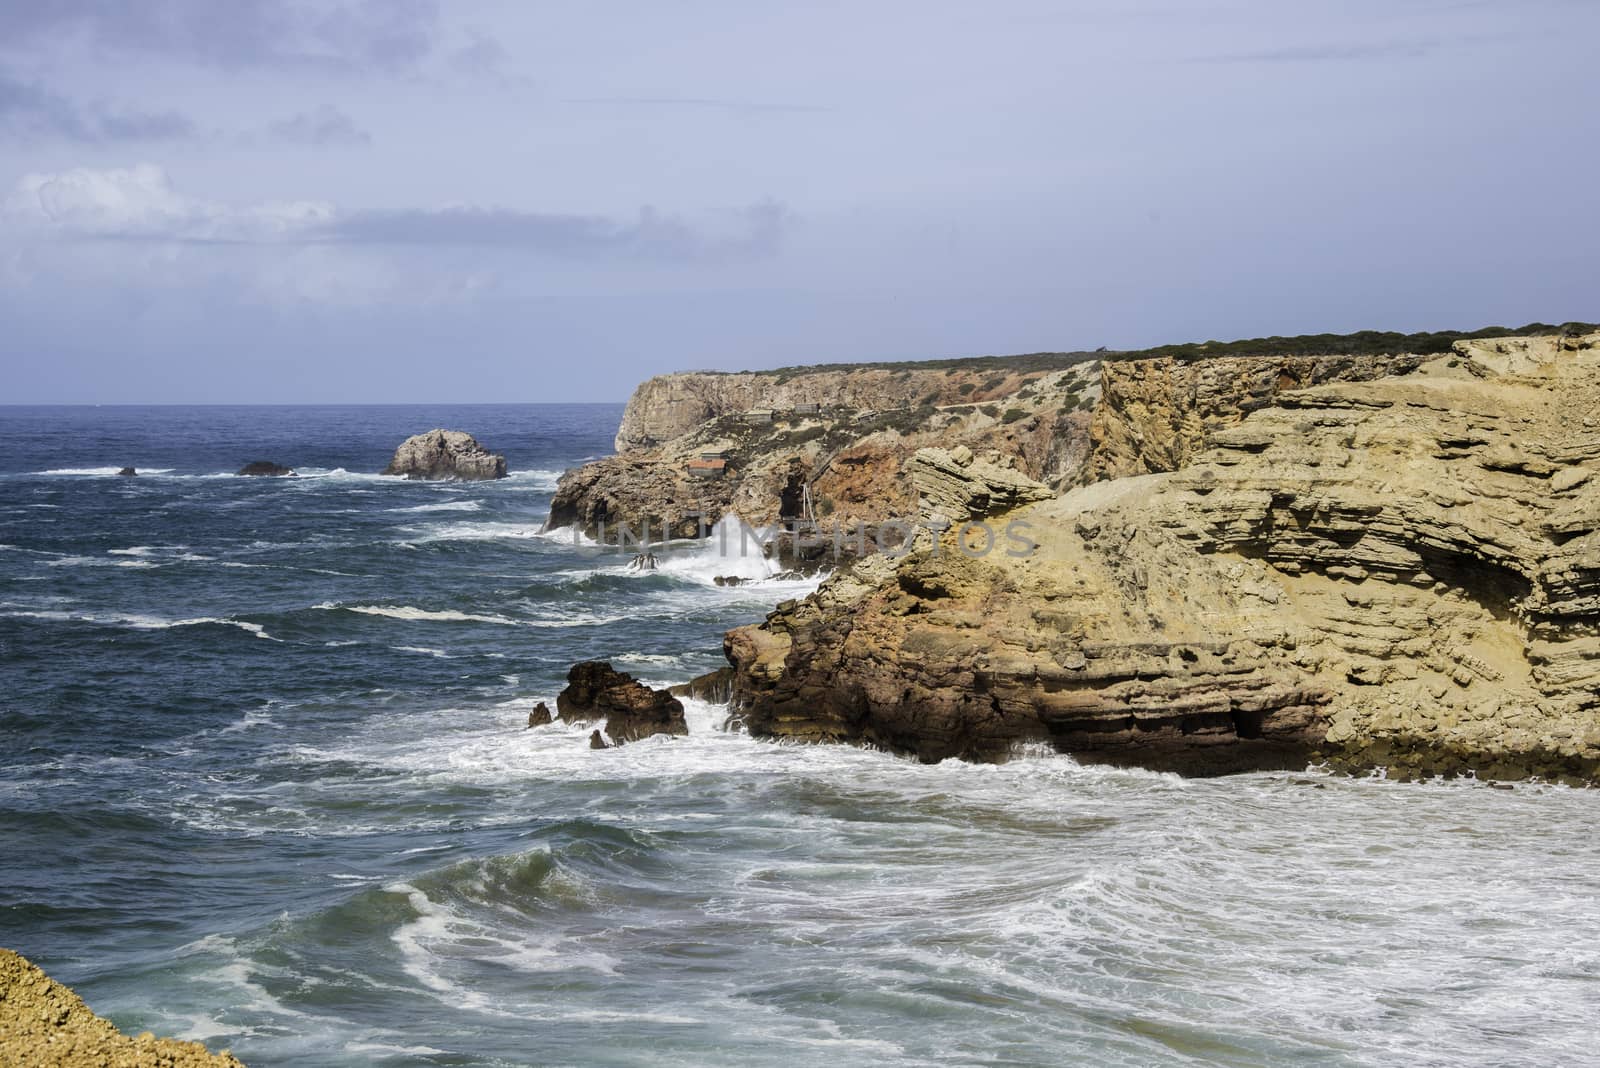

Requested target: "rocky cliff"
[
  {"left": 551, "top": 347, "right": 1430, "bottom": 547},
  {"left": 550, "top": 361, "right": 1101, "bottom": 541},
  {"left": 724, "top": 332, "right": 1600, "bottom": 782}
]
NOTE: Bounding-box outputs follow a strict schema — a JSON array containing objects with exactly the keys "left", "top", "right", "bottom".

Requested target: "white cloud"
[{"left": 4, "top": 163, "right": 333, "bottom": 242}]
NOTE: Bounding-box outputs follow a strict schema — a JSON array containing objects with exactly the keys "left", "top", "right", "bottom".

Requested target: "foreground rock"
[
  {"left": 383, "top": 430, "right": 506, "bottom": 481},
  {"left": 557, "top": 661, "right": 687, "bottom": 744},
  {"left": 0, "top": 947, "right": 245, "bottom": 1067},
  {"left": 526, "top": 701, "right": 552, "bottom": 727},
  {"left": 726, "top": 333, "right": 1600, "bottom": 782},
  {"left": 236, "top": 461, "right": 295, "bottom": 477}
]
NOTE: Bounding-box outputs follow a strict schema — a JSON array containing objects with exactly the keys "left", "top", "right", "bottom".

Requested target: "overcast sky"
[{"left": 2, "top": 0, "right": 1595, "bottom": 403}]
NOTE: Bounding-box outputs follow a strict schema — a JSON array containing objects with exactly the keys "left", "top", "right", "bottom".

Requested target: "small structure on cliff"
[
  {"left": 382, "top": 429, "right": 507, "bottom": 481},
  {"left": 686, "top": 457, "right": 728, "bottom": 479}
]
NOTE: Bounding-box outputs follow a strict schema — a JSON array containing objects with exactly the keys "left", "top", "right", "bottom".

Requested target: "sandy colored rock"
[
  {"left": 0, "top": 948, "right": 245, "bottom": 1067},
  {"left": 726, "top": 333, "right": 1600, "bottom": 781},
  {"left": 382, "top": 429, "right": 506, "bottom": 481}
]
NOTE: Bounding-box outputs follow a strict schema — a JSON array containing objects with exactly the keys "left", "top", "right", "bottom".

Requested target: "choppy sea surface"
[{"left": 2, "top": 404, "right": 1597, "bottom": 1068}]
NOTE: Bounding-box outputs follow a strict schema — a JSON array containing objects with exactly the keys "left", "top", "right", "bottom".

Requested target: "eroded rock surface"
[
  {"left": 0, "top": 947, "right": 245, "bottom": 1067},
  {"left": 237, "top": 461, "right": 295, "bottom": 477},
  {"left": 726, "top": 333, "right": 1600, "bottom": 781},
  {"left": 383, "top": 430, "right": 506, "bottom": 481},
  {"left": 557, "top": 661, "right": 687, "bottom": 744}
]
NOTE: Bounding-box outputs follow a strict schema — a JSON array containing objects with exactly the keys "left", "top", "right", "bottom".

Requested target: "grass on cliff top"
[{"left": 700, "top": 321, "right": 1598, "bottom": 380}]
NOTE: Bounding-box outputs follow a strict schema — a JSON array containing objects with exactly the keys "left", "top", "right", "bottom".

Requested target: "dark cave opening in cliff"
[{"left": 779, "top": 472, "right": 807, "bottom": 520}]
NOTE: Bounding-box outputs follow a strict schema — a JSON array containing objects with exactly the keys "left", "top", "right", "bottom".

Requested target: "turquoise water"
[{"left": 2, "top": 405, "right": 1597, "bottom": 1067}]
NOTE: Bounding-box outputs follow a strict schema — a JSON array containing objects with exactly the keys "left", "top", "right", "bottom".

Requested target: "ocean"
[{"left": 2, "top": 404, "right": 1597, "bottom": 1067}]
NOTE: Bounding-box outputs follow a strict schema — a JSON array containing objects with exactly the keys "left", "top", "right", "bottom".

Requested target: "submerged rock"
[
  {"left": 558, "top": 660, "right": 687, "bottom": 744},
  {"left": 237, "top": 461, "right": 295, "bottom": 477},
  {"left": 382, "top": 430, "right": 506, "bottom": 481},
  {"left": 0, "top": 947, "right": 245, "bottom": 1067},
  {"left": 527, "top": 701, "right": 552, "bottom": 728}
]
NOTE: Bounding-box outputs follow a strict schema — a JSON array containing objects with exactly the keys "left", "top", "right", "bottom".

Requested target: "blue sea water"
[{"left": 2, "top": 404, "right": 1599, "bottom": 1067}]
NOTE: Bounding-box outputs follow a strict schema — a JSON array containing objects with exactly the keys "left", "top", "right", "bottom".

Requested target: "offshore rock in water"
[
  {"left": 558, "top": 660, "right": 687, "bottom": 745},
  {"left": 0, "top": 947, "right": 245, "bottom": 1067},
  {"left": 236, "top": 460, "right": 296, "bottom": 477},
  {"left": 588, "top": 729, "right": 608, "bottom": 750},
  {"left": 382, "top": 429, "right": 507, "bottom": 481},
  {"left": 527, "top": 701, "right": 552, "bottom": 728},
  {"left": 117, "top": 467, "right": 137, "bottom": 477}
]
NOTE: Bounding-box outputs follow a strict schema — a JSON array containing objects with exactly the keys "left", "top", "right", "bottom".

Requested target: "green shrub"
[
  {"left": 1001, "top": 408, "right": 1028, "bottom": 425},
  {"left": 957, "top": 382, "right": 976, "bottom": 395}
]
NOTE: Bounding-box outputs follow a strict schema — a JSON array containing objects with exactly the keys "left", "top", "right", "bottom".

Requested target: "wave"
[
  {"left": 316, "top": 603, "right": 627, "bottom": 629},
  {"left": 385, "top": 500, "right": 484, "bottom": 514},
  {"left": 0, "top": 609, "right": 278, "bottom": 639},
  {"left": 37, "top": 466, "right": 175, "bottom": 476}
]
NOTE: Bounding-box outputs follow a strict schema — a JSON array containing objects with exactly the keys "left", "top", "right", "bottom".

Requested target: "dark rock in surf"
[
  {"left": 237, "top": 461, "right": 296, "bottom": 477},
  {"left": 116, "top": 467, "right": 137, "bottom": 477},
  {"left": 588, "top": 729, "right": 608, "bottom": 750},
  {"left": 382, "top": 430, "right": 507, "bottom": 481},
  {"left": 558, "top": 660, "right": 687, "bottom": 744},
  {"left": 527, "top": 701, "right": 552, "bottom": 728}
]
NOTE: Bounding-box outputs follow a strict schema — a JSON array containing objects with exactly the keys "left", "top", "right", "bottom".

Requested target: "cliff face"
[
  {"left": 551, "top": 362, "right": 1100, "bottom": 540},
  {"left": 1082, "top": 352, "right": 1427, "bottom": 484},
  {"left": 725, "top": 334, "right": 1600, "bottom": 782},
  {"left": 612, "top": 363, "right": 1092, "bottom": 452},
  {"left": 553, "top": 350, "right": 1428, "bottom": 545}
]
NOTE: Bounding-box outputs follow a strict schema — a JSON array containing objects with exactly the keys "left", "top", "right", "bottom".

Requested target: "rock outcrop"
[
  {"left": 725, "top": 333, "right": 1600, "bottom": 782},
  {"left": 236, "top": 461, "right": 295, "bottom": 477},
  {"left": 557, "top": 661, "right": 688, "bottom": 744},
  {"left": 526, "top": 701, "right": 552, "bottom": 728},
  {"left": 383, "top": 430, "right": 506, "bottom": 481},
  {"left": 548, "top": 362, "right": 1100, "bottom": 541},
  {"left": 116, "top": 467, "right": 137, "bottom": 477},
  {"left": 0, "top": 947, "right": 245, "bottom": 1067}
]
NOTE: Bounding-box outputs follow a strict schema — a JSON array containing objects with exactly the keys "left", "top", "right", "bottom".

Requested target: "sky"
[{"left": 1, "top": 0, "right": 1596, "bottom": 403}]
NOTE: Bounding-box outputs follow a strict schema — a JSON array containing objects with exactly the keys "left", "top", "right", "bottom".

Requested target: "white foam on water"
[
  {"left": 316, "top": 602, "right": 628, "bottom": 629},
  {"left": 392, "top": 645, "right": 454, "bottom": 659},
  {"left": 38, "top": 466, "right": 175, "bottom": 475},
  {"left": 0, "top": 609, "right": 278, "bottom": 639},
  {"left": 504, "top": 469, "right": 565, "bottom": 491},
  {"left": 386, "top": 500, "right": 484, "bottom": 514}
]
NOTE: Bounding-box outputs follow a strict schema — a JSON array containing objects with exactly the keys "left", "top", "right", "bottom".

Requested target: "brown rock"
[
  {"left": 526, "top": 701, "right": 552, "bottom": 728},
  {"left": 558, "top": 661, "right": 687, "bottom": 744}
]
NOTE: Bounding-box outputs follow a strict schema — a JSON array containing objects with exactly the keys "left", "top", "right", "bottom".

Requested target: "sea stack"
[
  {"left": 382, "top": 430, "right": 507, "bottom": 481},
  {"left": 557, "top": 660, "right": 688, "bottom": 744}
]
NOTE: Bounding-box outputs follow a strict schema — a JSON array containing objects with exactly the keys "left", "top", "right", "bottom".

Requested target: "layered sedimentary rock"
[
  {"left": 383, "top": 430, "right": 506, "bottom": 481},
  {"left": 550, "top": 363, "right": 1101, "bottom": 540},
  {"left": 726, "top": 333, "right": 1600, "bottom": 781},
  {"left": 612, "top": 361, "right": 1098, "bottom": 451},
  {"left": 550, "top": 349, "right": 1430, "bottom": 546},
  {"left": 1080, "top": 352, "right": 1426, "bottom": 484},
  {"left": 0, "top": 947, "right": 245, "bottom": 1067},
  {"left": 557, "top": 661, "right": 688, "bottom": 744}
]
